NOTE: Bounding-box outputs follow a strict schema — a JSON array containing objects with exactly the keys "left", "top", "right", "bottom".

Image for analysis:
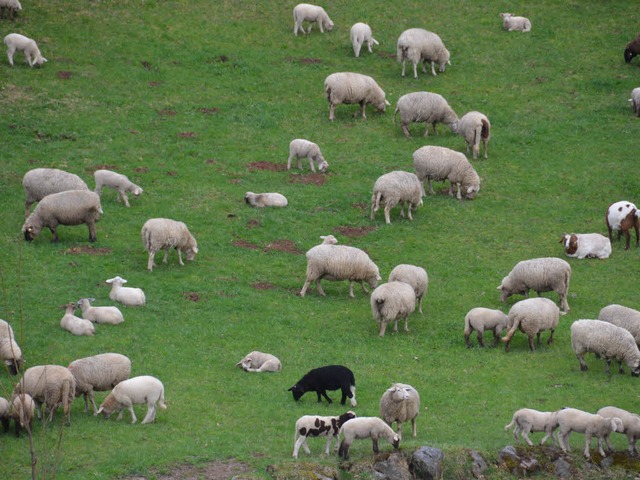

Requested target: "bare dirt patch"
[
  {"left": 182, "top": 292, "right": 201, "bottom": 302},
  {"left": 148, "top": 81, "right": 161, "bottom": 87},
  {"left": 62, "top": 246, "right": 112, "bottom": 255},
  {"left": 246, "top": 219, "right": 261, "bottom": 229},
  {"left": 289, "top": 173, "right": 326, "bottom": 186},
  {"left": 141, "top": 61, "right": 153, "bottom": 70},
  {"left": 334, "top": 226, "right": 376, "bottom": 238},
  {"left": 178, "top": 132, "right": 197, "bottom": 138},
  {"left": 251, "top": 282, "right": 277, "bottom": 290},
  {"left": 120, "top": 459, "right": 254, "bottom": 480},
  {"left": 56, "top": 71, "right": 72, "bottom": 79},
  {"left": 247, "top": 161, "right": 286, "bottom": 172},
  {"left": 166, "top": 170, "right": 178, "bottom": 176},
  {"left": 199, "top": 107, "right": 219, "bottom": 114},
  {"left": 300, "top": 57, "right": 322, "bottom": 64},
  {"left": 159, "top": 109, "right": 177, "bottom": 116},
  {"left": 135, "top": 167, "right": 150, "bottom": 173},
  {"left": 264, "top": 239, "right": 302, "bottom": 254},
  {"left": 232, "top": 239, "right": 260, "bottom": 250}
]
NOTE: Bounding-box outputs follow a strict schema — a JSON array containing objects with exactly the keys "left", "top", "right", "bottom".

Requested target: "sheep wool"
[
  {"left": 501, "top": 297, "right": 560, "bottom": 352},
  {"left": 463, "top": 307, "right": 510, "bottom": 348},
  {"left": 236, "top": 351, "right": 282, "bottom": 372},
  {"left": 412, "top": 145, "right": 480, "bottom": 200},
  {"left": 11, "top": 393, "right": 35, "bottom": 437},
  {"left": 293, "top": 411, "right": 356, "bottom": 458},
  {"left": 93, "top": 169, "right": 143, "bottom": 207},
  {"left": 500, "top": 13, "right": 532, "bottom": 32},
  {"left": 350, "top": 23, "right": 378, "bottom": 57},
  {"left": 0, "top": 0, "right": 22, "bottom": 20},
  {"left": 394, "top": 91, "right": 459, "bottom": 138},
  {"left": 244, "top": 192, "right": 288, "bottom": 208},
  {"left": 371, "top": 281, "right": 417, "bottom": 337},
  {"left": 630, "top": 88, "right": 640, "bottom": 117},
  {"left": 556, "top": 407, "right": 623, "bottom": 458},
  {"left": 370, "top": 171, "right": 423, "bottom": 225},
  {"left": 388, "top": 264, "right": 428, "bottom": 314},
  {"left": 598, "top": 304, "right": 640, "bottom": 346},
  {"left": 625, "top": 35, "right": 640, "bottom": 64},
  {"left": 97, "top": 375, "right": 167, "bottom": 424},
  {"left": 293, "top": 3, "right": 333, "bottom": 36},
  {"left": 76, "top": 297, "right": 124, "bottom": 325},
  {"left": 0, "top": 318, "right": 23, "bottom": 375},
  {"left": 0, "top": 396, "right": 9, "bottom": 432},
  {"left": 504, "top": 408, "right": 559, "bottom": 446},
  {"left": 60, "top": 303, "right": 96, "bottom": 336},
  {"left": 597, "top": 406, "right": 640, "bottom": 455},
  {"left": 451, "top": 111, "right": 491, "bottom": 160},
  {"left": 379, "top": 383, "right": 420, "bottom": 438},
  {"left": 559, "top": 233, "right": 611, "bottom": 259},
  {"left": 141, "top": 218, "right": 198, "bottom": 272},
  {"left": 324, "top": 72, "right": 389, "bottom": 121},
  {"left": 338, "top": 417, "right": 400, "bottom": 460},
  {"left": 606, "top": 200, "right": 639, "bottom": 250},
  {"left": 22, "top": 168, "right": 89, "bottom": 218},
  {"left": 105, "top": 276, "right": 146, "bottom": 306},
  {"left": 288, "top": 365, "right": 356, "bottom": 406},
  {"left": 287, "top": 139, "right": 328, "bottom": 173},
  {"left": 4, "top": 33, "right": 46, "bottom": 67},
  {"left": 396, "top": 28, "right": 450, "bottom": 78}
]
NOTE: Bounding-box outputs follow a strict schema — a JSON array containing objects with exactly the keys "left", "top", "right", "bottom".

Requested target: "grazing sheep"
[
  {"left": 13, "top": 364, "right": 76, "bottom": 426},
  {"left": 350, "top": 23, "right": 378, "bottom": 57},
  {"left": 60, "top": 303, "right": 96, "bottom": 337},
  {"left": 4, "top": 33, "right": 46, "bottom": 67},
  {"left": 394, "top": 91, "right": 459, "bottom": 138},
  {"left": 497, "top": 257, "right": 571, "bottom": 313},
  {"left": 300, "top": 242, "right": 381, "bottom": 298},
  {"left": 504, "top": 408, "right": 559, "bottom": 446},
  {"left": 0, "top": 0, "right": 22, "bottom": 20},
  {"left": 624, "top": 34, "right": 640, "bottom": 63},
  {"left": 141, "top": 218, "right": 198, "bottom": 272},
  {"left": 396, "top": 28, "right": 451, "bottom": 78},
  {"left": 463, "top": 307, "right": 509, "bottom": 348},
  {"left": 412, "top": 145, "right": 481, "bottom": 200},
  {"left": 244, "top": 192, "right": 288, "bottom": 208},
  {"left": 288, "top": 365, "right": 356, "bottom": 406},
  {"left": 557, "top": 407, "right": 623, "bottom": 458},
  {"left": 451, "top": 111, "right": 491, "bottom": 160},
  {"left": 570, "top": 319, "right": 640, "bottom": 376},
  {"left": 379, "top": 383, "right": 420, "bottom": 438},
  {"left": 501, "top": 297, "right": 560, "bottom": 352},
  {"left": 97, "top": 375, "right": 166, "bottom": 424},
  {"left": 0, "top": 318, "right": 23, "bottom": 375},
  {"left": 598, "top": 304, "right": 640, "bottom": 347},
  {"left": 68, "top": 353, "right": 132, "bottom": 414},
  {"left": 76, "top": 298, "right": 124, "bottom": 325},
  {"left": 93, "top": 169, "right": 143, "bottom": 207},
  {"left": 235, "top": 351, "right": 282, "bottom": 372},
  {"left": 597, "top": 406, "right": 640, "bottom": 455},
  {"left": 370, "top": 171, "right": 423, "bottom": 225},
  {"left": 629, "top": 88, "right": 640, "bottom": 117},
  {"left": 22, "top": 190, "right": 102, "bottom": 243},
  {"left": 22, "top": 168, "right": 89, "bottom": 219},
  {"left": 11, "top": 393, "right": 35, "bottom": 437},
  {"left": 293, "top": 411, "right": 356, "bottom": 459},
  {"left": 500, "top": 13, "right": 532, "bottom": 32},
  {"left": 388, "top": 264, "right": 428, "bottom": 314},
  {"left": 324, "top": 72, "right": 390, "bottom": 121},
  {"left": 606, "top": 201, "right": 639, "bottom": 250},
  {"left": 338, "top": 417, "right": 400, "bottom": 460},
  {"left": 370, "top": 281, "right": 416, "bottom": 337},
  {"left": 105, "top": 276, "right": 146, "bottom": 306},
  {"left": 559, "top": 233, "right": 611, "bottom": 259},
  {"left": 287, "top": 139, "right": 329, "bottom": 173},
  {"left": 293, "top": 3, "right": 333, "bottom": 36},
  {"left": 0, "top": 397, "right": 9, "bottom": 432}
]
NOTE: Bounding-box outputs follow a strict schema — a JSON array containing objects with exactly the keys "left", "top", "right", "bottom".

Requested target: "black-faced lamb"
[
  {"left": 76, "top": 297, "right": 124, "bottom": 325},
  {"left": 451, "top": 111, "right": 491, "bottom": 160},
  {"left": 288, "top": 365, "right": 356, "bottom": 406},
  {"left": 287, "top": 139, "right": 328, "bottom": 173},
  {"left": 559, "top": 233, "right": 611, "bottom": 259},
  {"left": 497, "top": 257, "right": 571, "bottom": 313},
  {"left": 370, "top": 171, "right": 423, "bottom": 225},
  {"left": 244, "top": 192, "right": 288, "bottom": 208},
  {"left": 501, "top": 297, "right": 560, "bottom": 352},
  {"left": 4, "top": 33, "right": 46, "bottom": 67},
  {"left": 293, "top": 411, "right": 356, "bottom": 459},
  {"left": 597, "top": 406, "right": 640, "bottom": 455},
  {"left": 324, "top": 72, "right": 390, "bottom": 122},
  {"left": 370, "top": 281, "right": 416, "bottom": 337},
  {"left": 0, "top": 318, "right": 23, "bottom": 375},
  {"left": 60, "top": 302, "right": 96, "bottom": 336},
  {"left": 236, "top": 351, "right": 282, "bottom": 372},
  {"left": 11, "top": 393, "right": 35, "bottom": 437},
  {"left": 598, "top": 304, "right": 640, "bottom": 347},
  {"left": 96, "top": 375, "right": 167, "bottom": 424},
  {"left": 629, "top": 88, "right": 640, "bottom": 117},
  {"left": 624, "top": 34, "right": 640, "bottom": 64},
  {"left": 141, "top": 218, "right": 198, "bottom": 272},
  {"left": 379, "top": 383, "right": 420, "bottom": 438},
  {"left": 557, "top": 407, "right": 623, "bottom": 458},
  {"left": 22, "top": 167, "right": 89, "bottom": 218},
  {"left": 504, "top": 408, "right": 559, "bottom": 446},
  {"left": 93, "top": 169, "right": 143, "bottom": 207},
  {"left": 606, "top": 200, "right": 639, "bottom": 250},
  {"left": 0, "top": 0, "right": 22, "bottom": 20},
  {"left": 105, "top": 276, "right": 146, "bottom": 306},
  {"left": 293, "top": 3, "right": 333, "bottom": 36},
  {"left": 463, "top": 307, "right": 509, "bottom": 348},
  {"left": 500, "top": 13, "right": 532, "bottom": 32},
  {"left": 0, "top": 397, "right": 9, "bottom": 432},
  {"left": 388, "top": 264, "right": 428, "bottom": 314},
  {"left": 338, "top": 417, "right": 400, "bottom": 460},
  {"left": 394, "top": 91, "right": 459, "bottom": 138},
  {"left": 396, "top": 28, "right": 451, "bottom": 78},
  {"left": 350, "top": 23, "right": 378, "bottom": 57}
]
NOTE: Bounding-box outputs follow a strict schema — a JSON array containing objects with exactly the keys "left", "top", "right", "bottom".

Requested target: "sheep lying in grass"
[
  {"left": 501, "top": 297, "right": 560, "bottom": 352},
  {"left": 141, "top": 218, "right": 199, "bottom": 272},
  {"left": 324, "top": 72, "right": 389, "bottom": 121},
  {"left": 379, "top": 383, "right": 420, "bottom": 438},
  {"left": 350, "top": 23, "right": 378, "bottom": 57},
  {"left": 105, "top": 276, "right": 146, "bottom": 306},
  {"left": 500, "top": 13, "right": 532, "bottom": 32},
  {"left": 388, "top": 264, "right": 428, "bottom": 314},
  {"left": 287, "top": 139, "right": 328, "bottom": 173},
  {"left": 412, "top": 145, "right": 480, "bottom": 200},
  {"left": 76, "top": 298, "right": 124, "bottom": 325},
  {"left": 293, "top": 3, "right": 333, "bottom": 36},
  {"left": 464, "top": 307, "right": 509, "bottom": 348},
  {"left": 606, "top": 201, "right": 639, "bottom": 250},
  {"left": 293, "top": 411, "right": 356, "bottom": 458},
  {"left": 371, "top": 281, "right": 416, "bottom": 337},
  {"left": 4, "top": 33, "right": 46, "bottom": 67},
  {"left": 597, "top": 406, "right": 640, "bottom": 455},
  {"left": 97, "top": 375, "right": 167, "bottom": 424},
  {"left": 60, "top": 303, "right": 95, "bottom": 336},
  {"left": 11, "top": 393, "right": 35, "bottom": 437},
  {"left": 93, "top": 169, "right": 143, "bottom": 207},
  {"left": 244, "top": 192, "right": 288, "bottom": 208},
  {"left": 394, "top": 91, "right": 459, "bottom": 138},
  {"left": 22, "top": 168, "right": 89, "bottom": 219},
  {"left": 598, "top": 304, "right": 640, "bottom": 347},
  {"left": 504, "top": 408, "right": 559, "bottom": 446},
  {"left": 235, "top": 351, "right": 282, "bottom": 372},
  {"left": 559, "top": 233, "right": 611, "bottom": 259},
  {"left": 557, "top": 407, "right": 623, "bottom": 458},
  {"left": 0, "top": 318, "right": 23, "bottom": 375},
  {"left": 396, "top": 28, "right": 450, "bottom": 78},
  {"left": 451, "top": 111, "right": 491, "bottom": 160},
  {"left": 288, "top": 365, "right": 356, "bottom": 406},
  {"left": 338, "top": 417, "right": 400, "bottom": 460},
  {"left": 370, "top": 171, "right": 423, "bottom": 224}
]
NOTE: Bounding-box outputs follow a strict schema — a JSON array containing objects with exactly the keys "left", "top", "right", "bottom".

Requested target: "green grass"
[{"left": 1, "top": 1, "right": 640, "bottom": 478}]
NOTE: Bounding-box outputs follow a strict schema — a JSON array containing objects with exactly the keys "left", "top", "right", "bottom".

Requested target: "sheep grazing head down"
[
  {"left": 23, "top": 220, "right": 43, "bottom": 241},
  {"left": 96, "top": 394, "right": 121, "bottom": 418},
  {"left": 288, "top": 383, "right": 306, "bottom": 401}
]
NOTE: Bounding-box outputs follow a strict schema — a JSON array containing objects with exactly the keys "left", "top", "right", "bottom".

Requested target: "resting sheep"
[
  {"left": 370, "top": 281, "right": 416, "bottom": 337},
  {"left": 379, "top": 383, "right": 420, "bottom": 438},
  {"left": 501, "top": 297, "right": 560, "bottom": 352},
  {"left": 598, "top": 304, "right": 640, "bottom": 347},
  {"left": 0, "top": 0, "right": 22, "bottom": 20},
  {"left": 22, "top": 167, "right": 89, "bottom": 218},
  {"left": 630, "top": 88, "right": 640, "bottom": 117},
  {"left": 93, "top": 169, "right": 143, "bottom": 207},
  {"left": 60, "top": 302, "right": 96, "bottom": 336},
  {"left": 288, "top": 365, "right": 356, "bottom": 406},
  {"left": 4, "top": 33, "right": 46, "bottom": 67},
  {"left": 557, "top": 407, "right": 623, "bottom": 458},
  {"left": 394, "top": 91, "right": 459, "bottom": 138},
  {"left": 76, "top": 297, "right": 124, "bottom": 325},
  {"left": 338, "top": 417, "right": 400, "bottom": 460},
  {"left": 11, "top": 393, "right": 35, "bottom": 437},
  {"left": 236, "top": 351, "right": 282, "bottom": 372},
  {"left": 500, "top": 13, "right": 532, "bottom": 32},
  {"left": 293, "top": 411, "right": 356, "bottom": 458},
  {"left": 324, "top": 72, "right": 390, "bottom": 122},
  {"left": 624, "top": 34, "right": 640, "bottom": 64},
  {"left": 97, "top": 375, "right": 167, "bottom": 424},
  {"left": 287, "top": 139, "right": 328, "bottom": 173},
  {"left": 597, "top": 406, "right": 640, "bottom": 455},
  {"left": 451, "top": 111, "right": 491, "bottom": 160},
  {"left": 397, "top": 28, "right": 451, "bottom": 78},
  {"left": 463, "top": 307, "right": 509, "bottom": 348},
  {"left": 244, "top": 192, "right": 288, "bottom": 208},
  {"left": 504, "top": 408, "right": 559, "bottom": 446},
  {"left": 0, "top": 318, "right": 23, "bottom": 375},
  {"left": 559, "top": 233, "right": 611, "bottom": 259},
  {"left": 350, "top": 23, "right": 378, "bottom": 57},
  {"left": 388, "top": 264, "right": 428, "bottom": 314},
  {"left": 141, "top": 218, "right": 198, "bottom": 272},
  {"left": 293, "top": 3, "right": 333, "bottom": 36},
  {"left": 606, "top": 200, "right": 639, "bottom": 250},
  {"left": 370, "top": 171, "right": 423, "bottom": 224},
  {"left": 105, "top": 276, "right": 146, "bottom": 306}
]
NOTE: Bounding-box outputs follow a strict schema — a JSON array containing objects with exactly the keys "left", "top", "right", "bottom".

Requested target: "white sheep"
[
  {"left": 293, "top": 411, "right": 356, "bottom": 459},
  {"left": 497, "top": 257, "right": 571, "bottom": 313},
  {"left": 630, "top": 88, "right": 640, "bottom": 117},
  {"left": 0, "top": 397, "right": 9, "bottom": 432},
  {"left": 76, "top": 297, "right": 124, "bottom": 325},
  {"left": 324, "top": 72, "right": 390, "bottom": 122},
  {"left": 141, "top": 218, "right": 198, "bottom": 272},
  {"left": 396, "top": 28, "right": 451, "bottom": 78},
  {"left": 60, "top": 302, "right": 96, "bottom": 337},
  {"left": 570, "top": 319, "right": 640, "bottom": 376},
  {"left": 557, "top": 408, "right": 623, "bottom": 458},
  {"left": 388, "top": 264, "right": 428, "bottom": 314},
  {"left": 300, "top": 243, "right": 381, "bottom": 298},
  {"left": 501, "top": 297, "right": 560, "bottom": 352},
  {"left": 11, "top": 393, "right": 35, "bottom": 437},
  {"left": 0, "top": 0, "right": 22, "bottom": 20},
  {"left": 504, "top": 409, "right": 559, "bottom": 446},
  {"left": 22, "top": 168, "right": 89, "bottom": 219},
  {"left": 0, "top": 318, "right": 23, "bottom": 375},
  {"left": 287, "top": 139, "right": 329, "bottom": 173},
  {"left": 105, "top": 276, "right": 146, "bottom": 306},
  {"left": 244, "top": 192, "right": 288, "bottom": 208},
  {"left": 500, "top": 13, "right": 532, "bottom": 33},
  {"left": 379, "top": 383, "right": 420, "bottom": 438},
  {"left": 559, "top": 233, "right": 611, "bottom": 259},
  {"left": 370, "top": 171, "right": 423, "bottom": 225},
  {"left": 293, "top": 3, "right": 333, "bottom": 36},
  {"left": 394, "top": 91, "right": 459, "bottom": 138},
  {"left": 93, "top": 169, "right": 143, "bottom": 207},
  {"left": 350, "top": 23, "right": 378, "bottom": 57},
  {"left": 412, "top": 145, "right": 481, "bottom": 200},
  {"left": 320, "top": 234, "right": 337, "bottom": 245},
  {"left": 236, "top": 351, "right": 282, "bottom": 372},
  {"left": 96, "top": 375, "right": 167, "bottom": 424},
  {"left": 338, "top": 417, "right": 400, "bottom": 460},
  {"left": 4, "top": 33, "right": 46, "bottom": 67},
  {"left": 68, "top": 353, "right": 132, "bottom": 414},
  {"left": 463, "top": 307, "right": 509, "bottom": 348},
  {"left": 597, "top": 406, "right": 640, "bottom": 455},
  {"left": 370, "top": 281, "right": 416, "bottom": 337},
  {"left": 451, "top": 111, "right": 491, "bottom": 160},
  {"left": 598, "top": 304, "right": 640, "bottom": 347},
  {"left": 606, "top": 200, "right": 639, "bottom": 250}
]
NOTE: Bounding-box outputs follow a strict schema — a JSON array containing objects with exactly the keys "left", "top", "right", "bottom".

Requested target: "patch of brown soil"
[
  {"left": 62, "top": 246, "right": 112, "bottom": 255},
  {"left": 135, "top": 167, "right": 149, "bottom": 173},
  {"left": 178, "top": 132, "right": 197, "bottom": 138},
  {"left": 334, "top": 226, "right": 376, "bottom": 238},
  {"left": 232, "top": 239, "right": 260, "bottom": 250},
  {"left": 141, "top": 61, "right": 153, "bottom": 70},
  {"left": 264, "top": 239, "right": 302, "bottom": 254},
  {"left": 289, "top": 173, "right": 326, "bottom": 186},
  {"left": 182, "top": 292, "right": 200, "bottom": 302},
  {"left": 299, "top": 58, "right": 322, "bottom": 64},
  {"left": 246, "top": 219, "right": 261, "bottom": 228},
  {"left": 247, "top": 161, "right": 286, "bottom": 172},
  {"left": 148, "top": 81, "right": 161, "bottom": 87},
  {"left": 199, "top": 107, "right": 219, "bottom": 114},
  {"left": 166, "top": 170, "right": 178, "bottom": 176},
  {"left": 159, "top": 109, "right": 177, "bottom": 116},
  {"left": 251, "top": 282, "right": 277, "bottom": 290},
  {"left": 56, "top": 71, "right": 72, "bottom": 79},
  {"left": 120, "top": 459, "right": 253, "bottom": 480},
  {"left": 351, "top": 202, "right": 369, "bottom": 212}
]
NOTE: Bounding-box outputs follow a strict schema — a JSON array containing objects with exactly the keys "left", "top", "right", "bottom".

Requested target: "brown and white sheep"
[{"left": 606, "top": 201, "right": 639, "bottom": 250}]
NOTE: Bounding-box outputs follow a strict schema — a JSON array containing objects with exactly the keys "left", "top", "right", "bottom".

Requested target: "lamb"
[
  {"left": 13, "top": 364, "right": 76, "bottom": 426},
  {"left": 76, "top": 297, "right": 124, "bottom": 325},
  {"left": 320, "top": 234, "right": 337, "bottom": 245},
  {"left": 350, "top": 23, "right": 378, "bottom": 57},
  {"left": 463, "top": 307, "right": 510, "bottom": 348},
  {"left": 0, "top": 0, "right": 22, "bottom": 20},
  {"left": 379, "top": 383, "right": 420, "bottom": 438},
  {"left": 236, "top": 351, "right": 282, "bottom": 372},
  {"left": 504, "top": 408, "right": 559, "bottom": 446},
  {"left": 497, "top": 257, "right": 571, "bottom": 313},
  {"left": 96, "top": 375, "right": 167, "bottom": 424},
  {"left": 68, "top": 353, "right": 132, "bottom": 414},
  {"left": 501, "top": 297, "right": 560, "bottom": 352},
  {"left": 412, "top": 145, "right": 481, "bottom": 200},
  {"left": 370, "top": 171, "right": 423, "bottom": 224},
  {"left": 624, "top": 34, "right": 640, "bottom": 63},
  {"left": 559, "top": 233, "right": 611, "bottom": 259},
  {"left": 394, "top": 91, "right": 459, "bottom": 138},
  {"left": 4, "top": 33, "right": 46, "bottom": 67},
  {"left": 288, "top": 365, "right": 356, "bottom": 406},
  {"left": 388, "top": 264, "right": 428, "bottom": 314},
  {"left": 0, "top": 318, "right": 23, "bottom": 375},
  {"left": 141, "top": 218, "right": 198, "bottom": 272},
  {"left": 629, "top": 88, "right": 640, "bottom": 117},
  {"left": 597, "top": 406, "right": 640, "bottom": 455},
  {"left": 338, "top": 417, "right": 400, "bottom": 460},
  {"left": 370, "top": 281, "right": 417, "bottom": 337},
  {"left": 299, "top": 243, "right": 381, "bottom": 298},
  {"left": 606, "top": 200, "right": 639, "bottom": 250},
  {"left": 293, "top": 411, "right": 356, "bottom": 459},
  {"left": 22, "top": 167, "right": 89, "bottom": 218},
  {"left": 451, "top": 111, "right": 491, "bottom": 160},
  {"left": 0, "top": 397, "right": 9, "bottom": 432},
  {"left": 396, "top": 28, "right": 451, "bottom": 78},
  {"left": 570, "top": 319, "right": 640, "bottom": 376},
  {"left": 556, "top": 407, "right": 623, "bottom": 458},
  {"left": 22, "top": 190, "right": 102, "bottom": 243},
  {"left": 598, "top": 304, "right": 640, "bottom": 347},
  {"left": 11, "top": 393, "right": 35, "bottom": 437},
  {"left": 324, "top": 72, "right": 390, "bottom": 122},
  {"left": 293, "top": 3, "right": 333, "bottom": 36},
  {"left": 287, "top": 139, "right": 328, "bottom": 173},
  {"left": 105, "top": 276, "right": 146, "bottom": 306},
  {"left": 244, "top": 192, "right": 288, "bottom": 208},
  {"left": 59, "top": 302, "right": 96, "bottom": 336},
  {"left": 93, "top": 169, "right": 143, "bottom": 207},
  {"left": 500, "top": 13, "right": 532, "bottom": 32}
]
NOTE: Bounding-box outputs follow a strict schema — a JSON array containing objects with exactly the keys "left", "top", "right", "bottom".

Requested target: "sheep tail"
[
  {"left": 158, "top": 386, "right": 167, "bottom": 410},
  {"left": 504, "top": 416, "right": 516, "bottom": 431},
  {"left": 463, "top": 314, "right": 472, "bottom": 337}
]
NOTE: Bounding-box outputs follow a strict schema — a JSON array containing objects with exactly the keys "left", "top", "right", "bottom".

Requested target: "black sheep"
[
  {"left": 624, "top": 35, "right": 640, "bottom": 63},
  {"left": 288, "top": 365, "right": 357, "bottom": 406}
]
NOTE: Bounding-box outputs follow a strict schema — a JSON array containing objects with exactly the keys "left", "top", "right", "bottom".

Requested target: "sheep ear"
[
  {"left": 89, "top": 298, "right": 95, "bottom": 302},
  {"left": 193, "top": 247, "right": 199, "bottom": 253}
]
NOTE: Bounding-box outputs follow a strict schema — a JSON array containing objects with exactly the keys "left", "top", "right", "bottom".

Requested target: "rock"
[
  {"left": 469, "top": 450, "right": 487, "bottom": 478},
  {"left": 410, "top": 446, "right": 444, "bottom": 480},
  {"left": 373, "top": 451, "right": 412, "bottom": 480}
]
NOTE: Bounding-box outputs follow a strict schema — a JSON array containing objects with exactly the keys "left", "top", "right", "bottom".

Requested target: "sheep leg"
[
  {"left": 576, "top": 354, "right": 588, "bottom": 371},
  {"left": 547, "top": 329, "right": 555, "bottom": 345},
  {"left": 299, "top": 279, "right": 312, "bottom": 297},
  {"left": 49, "top": 225, "right": 59, "bottom": 242},
  {"left": 338, "top": 440, "right": 350, "bottom": 459},
  {"left": 141, "top": 404, "right": 156, "bottom": 424},
  {"left": 87, "top": 221, "right": 98, "bottom": 242},
  {"left": 121, "top": 191, "right": 131, "bottom": 207},
  {"left": 521, "top": 423, "right": 534, "bottom": 446},
  {"left": 324, "top": 435, "right": 333, "bottom": 455},
  {"left": 116, "top": 409, "right": 124, "bottom": 421},
  {"left": 422, "top": 123, "right": 430, "bottom": 137},
  {"left": 148, "top": 251, "right": 157, "bottom": 271},
  {"left": 476, "top": 330, "right": 485, "bottom": 348},
  {"left": 315, "top": 280, "right": 326, "bottom": 296},
  {"left": 358, "top": 101, "right": 367, "bottom": 120},
  {"left": 393, "top": 319, "right": 399, "bottom": 333},
  {"left": 6, "top": 46, "right": 15, "bottom": 66},
  {"left": 384, "top": 204, "right": 392, "bottom": 224},
  {"left": 492, "top": 330, "right": 502, "bottom": 347},
  {"left": 177, "top": 249, "right": 185, "bottom": 266},
  {"left": 584, "top": 433, "right": 593, "bottom": 458},
  {"left": 406, "top": 202, "right": 413, "bottom": 221},
  {"left": 628, "top": 435, "right": 638, "bottom": 456},
  {"left": 618, "top": 360, "right": 625, "bottom": 374},
  {"left": 605, "top": 359, "right": 612, "bottom": 375},
  {"left": 378, "top": 321, "right": 388, "bottom": 337},
  {"left": 412, "top": 61, "right": 418, "bottom": 79},
  {"left": 286, "top": 154, "right": 294, "bottom": 170},
  {"left": 89, "top": 392, "right": 99, "bottom": 415},
  {"left": 308, "top": 157, "right": 317, "bottom": 173},
  {"left": 319, "top": 390, "right": 333, "bottom": 404},
  {"left": 430, "top": 61, "right": 437, "bottom": 76},
  {"left": 624, "top": 230, "right": 631, "bottom": 250},
  {"left": 360, "top": 281, "right": 370, "bottom": 294},
  {"left": 329, "top": 103, "right": 336, "bottom": 121},
  {"left": 559, "top": 431, "right": 571, "bottom": 452},
  {"left": 404, "top": 316, "right": 409, "bottom": 332},
  {"left": 372, "top": 437, "right": 380, "bottom": 454},
  {"left": 348, "top": 281, "right": 355, "bottom": 298},
  {"left": 425, "top": 178, "right": 435, "bottom": 195},
  {"left": 411, "top": 418, "right": 417, "bottom": 437},
  {"left": 418, "top": 296, "right": 424, "bottom": 315},
  {"left": 635, "top": 223, "right": 640, "bottom": 247},
  {"left": 528, "top": 336, "right": 536, "bottom": 351},
  {"left": 162, "top": 248, "right": 170, "bottom": 264},
  {"left": 401, "top": 124, "right": 412, "bottom": 138},
  {"left": 127, "top": 405, "right": 138, "bottom": 424},
  {"left": 292, "top": 435, "right": 306, "bottom": 458}
]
